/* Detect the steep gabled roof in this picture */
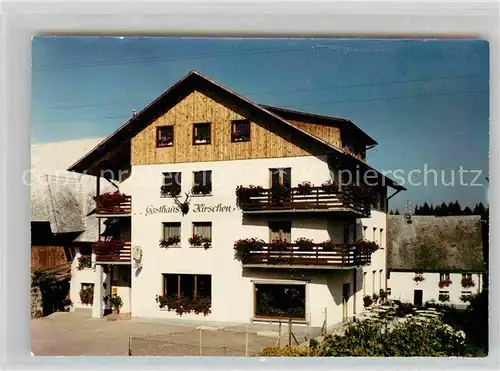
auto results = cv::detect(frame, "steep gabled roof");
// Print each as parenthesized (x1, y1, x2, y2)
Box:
(387, 215, 485, 272)
(260, 104, 377, 146)
(67, 70, 403, 190)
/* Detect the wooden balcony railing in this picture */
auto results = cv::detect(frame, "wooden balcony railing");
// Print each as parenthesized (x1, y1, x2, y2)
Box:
(94, 193, 131, 215)
(93, 240, 131, 263)
(239, 243, 373, 268)
(236, 186, 371, 216)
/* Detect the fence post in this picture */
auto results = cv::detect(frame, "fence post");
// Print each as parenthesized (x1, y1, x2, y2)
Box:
(224, 346, 227, 356)
(276, 320, 282, 347)
(128, 333, 131, 356)
(245, 322, 249, 356)
(199, 327, 203, 356)
(308, 313, 312, 342)
(324, 307, 328, 334)
(288, 319, 292, 346)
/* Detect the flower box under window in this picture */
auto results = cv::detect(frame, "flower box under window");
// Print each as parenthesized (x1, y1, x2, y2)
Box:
(193, 123, 211, 145)
(231, 120, 251, 142)
(157, 126, 174, 147)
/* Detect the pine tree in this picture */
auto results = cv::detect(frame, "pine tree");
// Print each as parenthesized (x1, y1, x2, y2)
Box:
(421, 202, 431, 215)
(440, 202, 449, 216)
(389, 209, 394, 215)
(453, 201, 462, 215)
(394, 209, 400, 215)
(434, 204, 441, 216)
(429, 204, 434, 215)
(473, 202, 486, 216)
(463, 206, 472, 215)
(447, 202, 455, 215)
(414, 205, 419, 216)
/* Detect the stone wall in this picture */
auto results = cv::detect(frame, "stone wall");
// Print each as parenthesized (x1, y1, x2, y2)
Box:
(31, 286, 43, 319)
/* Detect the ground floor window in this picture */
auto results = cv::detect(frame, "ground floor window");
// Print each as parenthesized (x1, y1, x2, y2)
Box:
(163, 273, 211, 300)
(254, 283, 305, 320)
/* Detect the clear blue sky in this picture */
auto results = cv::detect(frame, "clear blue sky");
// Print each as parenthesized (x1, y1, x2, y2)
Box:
(31, 37, 489, 211)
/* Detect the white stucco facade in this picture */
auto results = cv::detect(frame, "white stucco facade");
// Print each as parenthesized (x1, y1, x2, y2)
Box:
(76, 155, 387, 328)
(388, 271, 483, 307)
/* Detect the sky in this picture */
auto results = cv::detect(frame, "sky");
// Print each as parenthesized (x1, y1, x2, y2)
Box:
(31, 37, 489, 211)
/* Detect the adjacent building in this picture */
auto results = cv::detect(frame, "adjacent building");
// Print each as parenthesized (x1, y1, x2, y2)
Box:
(66, 71, 405, 328)
(387, 215, 485, 307)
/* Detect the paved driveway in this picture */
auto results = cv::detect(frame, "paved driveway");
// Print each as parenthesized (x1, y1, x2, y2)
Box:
(31, 311, 321, 356)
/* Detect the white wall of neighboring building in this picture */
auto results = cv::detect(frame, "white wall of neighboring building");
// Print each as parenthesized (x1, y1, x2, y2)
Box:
(388, 272, 483, 306)
(118, 155, 387, 327)
(69, 248, 95, 310)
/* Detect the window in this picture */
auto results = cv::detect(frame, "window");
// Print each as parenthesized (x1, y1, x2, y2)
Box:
(193, 122, 211, 145)
(157, 126, 174, 147)
(462, 273, 472, 280)
(269, 168, 291, 187)
(192, 171, 212, 195)
(362, 226, 367, 239)
(372, 270, 376, 295)
(268, 221, 292, 242)
(438, 290, 450, 302)
(373, 227, 377, 243)
(81, 283, 94, 291)
(162, 274, 212, 301)
(440, 272, 451, 281)
(161, 172, 181, 197)
(387, 288, 391, 296)
(379, 270, 383, 291)
(231, 120, 251, 142)
(254, 283, 306, 319)
(379, 229, 384, 248)
(192, 222, 212, 247)
(162, 222, 181, 247)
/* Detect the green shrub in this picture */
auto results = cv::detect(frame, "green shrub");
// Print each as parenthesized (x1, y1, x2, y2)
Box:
(260, 345, 318, 357)
(363, 295, 373, 307)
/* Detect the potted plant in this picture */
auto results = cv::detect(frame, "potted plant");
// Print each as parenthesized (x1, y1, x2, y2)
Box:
(460, 294, 473, 303)
(295, 237, 315, 251)
(235, 185, 263, 206)
(438, 278, 453, 288)
(109, 294, 123, 314)
(296, 181, 313, 195)
(269, 239, 289, 251)
(354, 240, 380, 254)
(233, 238, 265, 261)
(160, 183, 181, 197)
(321, 239, 336, 251)
(159, 236, 181, 247)
(320, 180, 338, 194)
(461, 276, 475, 288)
(191, 184, 211, 195)
(438, 293, 450, 302)
(413, 274, 425, 283)
(79, 286, 94, 306)
(189, 235, 212, 249)
(77, 255, 92, 270)
(157, 135, 173, 147)
(270, 183, 291, 204)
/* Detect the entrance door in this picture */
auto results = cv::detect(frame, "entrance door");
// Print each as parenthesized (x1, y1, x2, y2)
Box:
(342, 283, 350, 322)
(413, 289, 423, 307)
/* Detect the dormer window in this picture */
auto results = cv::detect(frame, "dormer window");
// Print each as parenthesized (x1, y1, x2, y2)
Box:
(193, 123, 211, 145)
(231, 120, 251, 142)
(157, 126, 174, 147)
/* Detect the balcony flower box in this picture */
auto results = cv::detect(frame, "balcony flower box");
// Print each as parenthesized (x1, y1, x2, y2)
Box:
(295, 237, 314, 251)
(321, 239, 336, 251)
(461, 277, 475, 288)
(189, 234, 211, 249)
(234, 238, 265, 261)
(296, 181, 313, 195)
(438, 293, 450, 302)
(235, 185, 264, 206)
(155, 294, 211, 316)
(93, 239, 126, 253)
(321, 180, 338, 194)
(438, 279, 453, 288)
(93, 192, 128, 209)
(159, 236, 181, 248)
(191, 184, 211, 195)
(160, 184, 181, 197)
(270, 184, 291, 204)
(353, 240, 380, 254)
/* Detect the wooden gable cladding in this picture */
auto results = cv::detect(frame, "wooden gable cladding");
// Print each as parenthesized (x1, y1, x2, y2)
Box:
(286, 119, 342, 149)
(131, 90, 326, 165)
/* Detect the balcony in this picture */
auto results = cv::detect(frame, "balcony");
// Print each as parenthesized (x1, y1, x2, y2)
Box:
(94, 192, 131, 216)
(93, 240, 131, 263)
(235, 239, 377, 269)
(236, 184, 372, 217)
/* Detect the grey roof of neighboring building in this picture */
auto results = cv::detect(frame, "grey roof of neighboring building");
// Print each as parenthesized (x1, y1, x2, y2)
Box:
(387, 215, 485, 272)
(31, 138, 113, 241)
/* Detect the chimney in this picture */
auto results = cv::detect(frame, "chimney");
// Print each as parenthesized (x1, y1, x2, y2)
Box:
(132, 109, 136, 117)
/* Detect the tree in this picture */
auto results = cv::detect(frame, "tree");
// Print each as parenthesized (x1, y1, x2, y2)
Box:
(436, 202, 448, 216)
(421, 202, 431, 215)
(429, 204, 434, 215)
(473, 202, 486, 216)
(433, 204, 441, 216)
(389, 209, 394, 215)
(414, 205, 419, 216)
(463, 206, 472, 215)
(394, 209, 400, 215)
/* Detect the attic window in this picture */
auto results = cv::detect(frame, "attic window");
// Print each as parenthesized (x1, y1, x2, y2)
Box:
(193, 123, 211, 145)
(231, 120, 251, 142)
(157, 126, 173, 148)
